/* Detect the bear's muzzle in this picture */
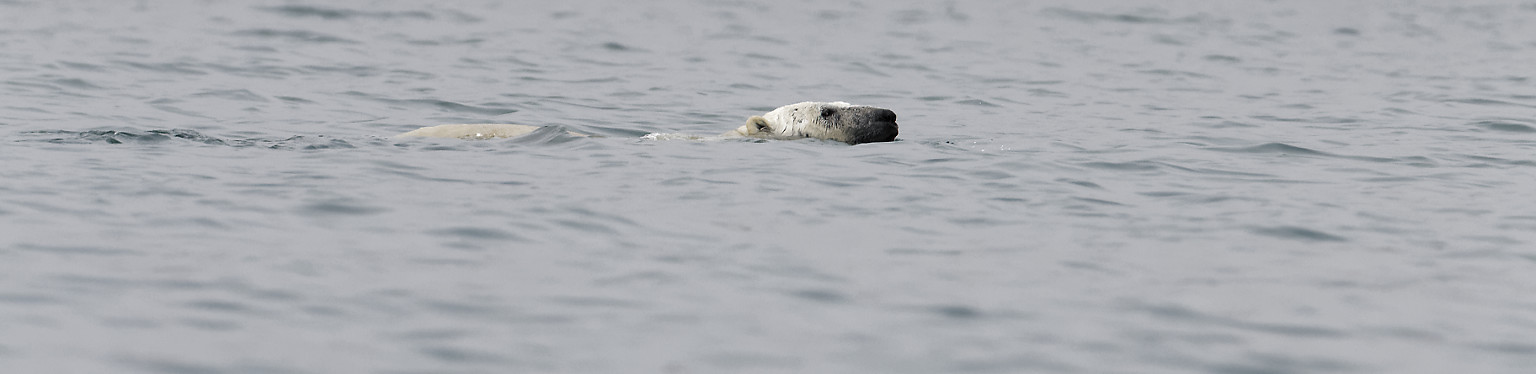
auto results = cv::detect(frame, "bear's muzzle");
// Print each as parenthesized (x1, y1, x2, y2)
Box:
(840, 107, 899, 145)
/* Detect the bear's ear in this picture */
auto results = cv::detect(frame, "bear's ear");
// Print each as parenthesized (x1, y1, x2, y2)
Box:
(746, 116, 771, 134)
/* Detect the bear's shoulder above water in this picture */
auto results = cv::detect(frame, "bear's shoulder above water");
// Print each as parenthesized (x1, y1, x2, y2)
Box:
(397, 101, 899, 145)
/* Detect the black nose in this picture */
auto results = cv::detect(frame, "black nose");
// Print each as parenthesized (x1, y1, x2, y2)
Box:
(849, 119, 899, 144)
(872, 108, 897, 122)
(841, 107, 900, 144)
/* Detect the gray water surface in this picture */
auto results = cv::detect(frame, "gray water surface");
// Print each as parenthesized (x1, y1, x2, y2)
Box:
(4, 1, 1536, 373)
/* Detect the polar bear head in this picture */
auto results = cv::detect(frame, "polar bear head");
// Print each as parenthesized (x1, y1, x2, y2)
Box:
(730, 101, 899, 145)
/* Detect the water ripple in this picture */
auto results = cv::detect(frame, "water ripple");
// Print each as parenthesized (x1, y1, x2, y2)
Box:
(14, 129, 378, 150)
(297, 200, 390, 216)
(342, 91, 517, 116)
(1444, 98, 1536, 108)
(1251, 226, 1349, 242)
(418, 346, 509, 364)
(1472, 120, 1536, 133)
(190, 89, 268, 102)
(1205, 142, 1404, 164)
(114, 61, 207, 75)
(1132, 302, 1349, 338)
(231, 29, 357, 44)
(258, 5, 435, 21)
(1079, 160, 1161, 171)
(16, 243, 139, 256)
(1041, 7, 1223, 24)
(429, 227, 524, 241)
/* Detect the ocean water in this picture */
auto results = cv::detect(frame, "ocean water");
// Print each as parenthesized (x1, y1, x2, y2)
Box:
(3, 0, 1536, 373)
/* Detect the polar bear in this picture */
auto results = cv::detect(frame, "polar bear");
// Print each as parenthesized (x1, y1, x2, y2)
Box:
(397, 101, 899, 145)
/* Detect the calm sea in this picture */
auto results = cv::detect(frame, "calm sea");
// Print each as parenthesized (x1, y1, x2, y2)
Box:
(3, 1, 1535, 373)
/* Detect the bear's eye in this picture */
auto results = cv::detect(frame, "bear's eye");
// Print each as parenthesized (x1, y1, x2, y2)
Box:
(820, 107, 836, 118)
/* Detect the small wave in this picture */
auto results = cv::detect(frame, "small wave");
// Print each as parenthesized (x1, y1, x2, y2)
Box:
(257, 5, 434, 20)
(955, 99, 1000, 107)
(297, 201, 390, 216)
(278, 136, 358, 150)
(199, 62, 296, 79)
(343, 91, 517, 116)
(1129, 301, 1348, 337)
(0, 293, 59, 305)
(1071, 197, 1126, 206)
(927, 305, 984, 319)
(1471, 120, 1536, 133)
(117, 358, 246, 374)
(190, 89, 268, 102)
(1041, 7, 1221, 25)
(1191, 120, 1257, 128)
(1079, 160, 1161, 171)
(1458, 155, 1536, 167)
(16, 243, 140, 256)
(183, 299, 262, 315)
(158, 126, 586, 151)
(1444, 98, 1536, 108)
(17, 129, 363, 150)
(1205, 54, 1241, 63)
(1250, 115, 1361, 124)
(1028, 88, 1067, 97)
(22, 129, 229, 145)
(1210, 142, 1329, 156)
(1138, 191, 1252, 204)
(232, 29, 357, 44)
(429, 227, 524, 241)
(788, 289, 849, 303)
(1205, 142, 1404, 164)
(51, 78, 103, 90)
(293, 66, 372, 79)
(418, 346, 509, 364)
(1251, 226, 1348, 242)
(1140, 69, 1215, 79)
(57, 61, 107, 72)
(113, 61, 207, 75)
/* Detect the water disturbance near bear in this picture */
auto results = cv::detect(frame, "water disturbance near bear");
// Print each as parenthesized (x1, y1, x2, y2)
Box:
(396, 101, 900, 145)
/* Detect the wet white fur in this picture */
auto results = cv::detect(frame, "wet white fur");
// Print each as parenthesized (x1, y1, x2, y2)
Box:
(725, 101, 857, 142)
(397, 101, 860, 142)
(397, 124, 546, 140)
